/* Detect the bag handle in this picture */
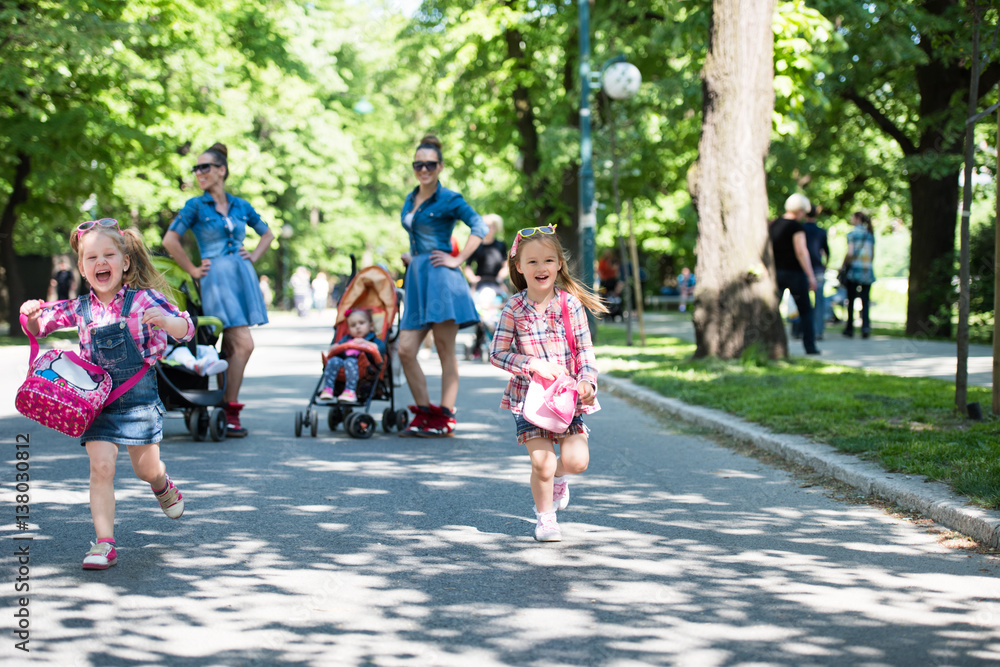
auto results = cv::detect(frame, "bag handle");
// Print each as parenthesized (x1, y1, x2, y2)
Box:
(20, 304, 153, 407)
(559, 291, 578, 375)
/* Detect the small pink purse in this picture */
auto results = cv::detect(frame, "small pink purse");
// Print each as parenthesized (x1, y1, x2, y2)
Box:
(523, 372, 578, 433)
(16, 309, 150, 438)
(521, 292, 579, 433)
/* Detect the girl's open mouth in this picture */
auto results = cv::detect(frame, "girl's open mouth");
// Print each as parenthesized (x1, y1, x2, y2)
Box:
(95, 269, 111, 283)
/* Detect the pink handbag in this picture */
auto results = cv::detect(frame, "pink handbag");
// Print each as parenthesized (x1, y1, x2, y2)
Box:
(15, 310, 150, 438)
(523, 372, 578, 433)
(521, 292, 580, 433)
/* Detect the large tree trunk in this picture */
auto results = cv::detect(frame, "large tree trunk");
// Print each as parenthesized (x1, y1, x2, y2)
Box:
(907, 170, 960, 337)
(0, 151, 31, 336)
(692, 0, 785, 359)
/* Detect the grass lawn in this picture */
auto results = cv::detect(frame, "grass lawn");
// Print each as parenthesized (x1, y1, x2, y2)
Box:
(596, 326, 1000, 508)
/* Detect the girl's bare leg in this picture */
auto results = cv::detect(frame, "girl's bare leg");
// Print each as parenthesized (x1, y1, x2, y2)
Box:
(525, 438, 558, 513)
(85, 441, 119, 540)
(126, 443, 167, 489)
(554, 433, 590, 477)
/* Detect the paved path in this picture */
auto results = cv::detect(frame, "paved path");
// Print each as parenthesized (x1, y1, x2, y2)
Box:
(621, 311, 994, 388)
(1, 312, 998, 665)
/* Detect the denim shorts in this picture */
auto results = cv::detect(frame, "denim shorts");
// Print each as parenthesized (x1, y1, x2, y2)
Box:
(79, 402, 165, 447)
(514, 413, 588, 446)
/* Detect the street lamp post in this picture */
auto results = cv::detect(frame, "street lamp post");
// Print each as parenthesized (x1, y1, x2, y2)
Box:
(578, 0, 597, 337)
(601, 57, 642, 345)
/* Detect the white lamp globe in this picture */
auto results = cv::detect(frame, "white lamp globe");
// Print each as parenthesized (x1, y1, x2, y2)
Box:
(602, 61, 642, 100)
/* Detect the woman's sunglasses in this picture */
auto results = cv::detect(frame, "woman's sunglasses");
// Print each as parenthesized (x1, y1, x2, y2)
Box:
(192, 163, 220, 174)
(76, 218, 121, 239)
(412, 161, 440, 172)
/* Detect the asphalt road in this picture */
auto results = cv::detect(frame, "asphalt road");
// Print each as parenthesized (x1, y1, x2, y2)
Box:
(1, 311, 998, 666)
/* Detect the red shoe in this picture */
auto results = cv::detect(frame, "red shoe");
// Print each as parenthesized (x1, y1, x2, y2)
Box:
(399, 405, 433, 438)
(417, 405, 456, 438)
(224, 402, 248, 438)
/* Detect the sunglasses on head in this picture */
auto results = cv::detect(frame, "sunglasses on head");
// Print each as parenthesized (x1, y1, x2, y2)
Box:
(509, 225, 557, 257)
(76, 218, 121, 239)
(412, 160, 440, 172)
(517, 225, 556, 238)
(192, 163, 220, 174)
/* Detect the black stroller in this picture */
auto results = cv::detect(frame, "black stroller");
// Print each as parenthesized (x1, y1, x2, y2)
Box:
(152, 256, 229, 442)
(294, 263, 406, 439)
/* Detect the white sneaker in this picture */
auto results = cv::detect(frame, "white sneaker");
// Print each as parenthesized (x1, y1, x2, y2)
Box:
(154, 474, 184, 519)
(534, 510, 562, 542)
(82, 541, 117, 570)
(553, 479, 570, 511)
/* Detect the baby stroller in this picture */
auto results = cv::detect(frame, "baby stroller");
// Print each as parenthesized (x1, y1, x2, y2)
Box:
(151, 256, 229, 442)
(295, 263, 406, 439)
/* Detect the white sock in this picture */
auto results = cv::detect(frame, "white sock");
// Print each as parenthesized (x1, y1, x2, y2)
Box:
(535, 508, 556, 517)
(553, 475, 566, 485)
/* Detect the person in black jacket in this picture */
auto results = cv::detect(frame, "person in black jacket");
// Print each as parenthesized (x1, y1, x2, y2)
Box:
(769, 194, 820, 355)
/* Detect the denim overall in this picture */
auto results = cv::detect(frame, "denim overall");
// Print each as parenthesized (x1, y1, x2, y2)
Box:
(78, 289, 164, 446)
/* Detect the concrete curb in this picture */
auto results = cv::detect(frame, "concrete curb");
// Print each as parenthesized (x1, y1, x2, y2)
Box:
(603, 375, 1000, 548)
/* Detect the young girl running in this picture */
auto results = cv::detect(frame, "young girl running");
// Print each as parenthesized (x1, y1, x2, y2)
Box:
(489, 225, 607, 541)
(20, 218, 194, 570)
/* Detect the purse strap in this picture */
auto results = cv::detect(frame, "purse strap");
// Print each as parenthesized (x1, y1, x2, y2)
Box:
(20, 302, 153, 406)
(559, 291, 578, 374)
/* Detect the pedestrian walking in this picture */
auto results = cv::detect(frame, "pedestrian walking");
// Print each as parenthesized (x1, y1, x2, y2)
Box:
(803, 205, 829, 339)
(489, 225, 608, 542)
(397, 134, 488, 437)
(162, 142, 275, 437)
(769, 193, 820, 355)
(842, 211, 876, 338)
(20, 218, 194, 570)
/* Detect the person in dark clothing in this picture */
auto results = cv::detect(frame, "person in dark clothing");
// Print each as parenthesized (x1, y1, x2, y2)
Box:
(802, 205, 830, 340)
(769, 193, 820, 355)
(464, 214, 509, 360)
(52, 258, 76, 300)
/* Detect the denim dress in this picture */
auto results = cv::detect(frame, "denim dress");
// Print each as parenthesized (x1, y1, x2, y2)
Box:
(79, 289, 164, 446)
(400, 183, 488, 330)
(169, 193, 269, 329)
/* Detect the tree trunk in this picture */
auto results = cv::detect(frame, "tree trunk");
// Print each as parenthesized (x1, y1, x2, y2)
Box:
(0, 151, 31, 336)
(692, 0, 784, 359)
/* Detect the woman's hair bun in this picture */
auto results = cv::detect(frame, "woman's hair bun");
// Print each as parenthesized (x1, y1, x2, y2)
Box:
(209, 142, 228, 157)
(419, 135, 442, 150)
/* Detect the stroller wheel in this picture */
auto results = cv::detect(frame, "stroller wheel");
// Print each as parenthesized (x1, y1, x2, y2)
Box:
(382, 407, 395, 433)
(310, 410, 318, 437)
(294, 411, 303, 437)
(189, 408, 208, 442)
(396, 409, 409, 431)
(348, 413, 375, 439)
(209, 408, 227, 441)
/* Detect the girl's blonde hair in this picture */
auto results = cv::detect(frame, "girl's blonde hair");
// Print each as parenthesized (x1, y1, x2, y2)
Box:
(508, 233, 608, 315)
(71, 225, 171, 297)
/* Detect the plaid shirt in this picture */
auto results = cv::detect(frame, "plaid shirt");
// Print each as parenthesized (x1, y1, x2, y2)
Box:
(489, 288, 600, 415)
(35, 287, 195, 363)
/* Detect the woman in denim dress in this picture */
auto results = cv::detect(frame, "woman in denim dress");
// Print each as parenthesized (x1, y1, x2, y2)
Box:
(163, 143, 275, 437)
(397, 135, 488, 437)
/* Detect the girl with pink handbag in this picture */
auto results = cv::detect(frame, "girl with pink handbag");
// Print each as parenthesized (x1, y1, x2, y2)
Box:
(19, 218, 195, 571)
(489, 225, 608, 542)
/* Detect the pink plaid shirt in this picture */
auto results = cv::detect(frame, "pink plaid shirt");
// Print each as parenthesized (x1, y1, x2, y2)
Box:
(35, 287, 195, 363)
(489, 288, 600, 415)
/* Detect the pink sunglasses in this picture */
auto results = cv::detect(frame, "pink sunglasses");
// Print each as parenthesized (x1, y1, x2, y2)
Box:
(76, 218, 122, 239)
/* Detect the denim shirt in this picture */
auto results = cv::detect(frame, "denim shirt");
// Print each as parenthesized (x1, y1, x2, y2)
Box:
(400, 183, 487, 256)
(168, 193, 270, 258)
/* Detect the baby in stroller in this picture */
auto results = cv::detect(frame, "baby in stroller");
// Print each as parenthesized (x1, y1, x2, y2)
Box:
(318, 308, 386, 404)
(295, 263, 406, 439)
